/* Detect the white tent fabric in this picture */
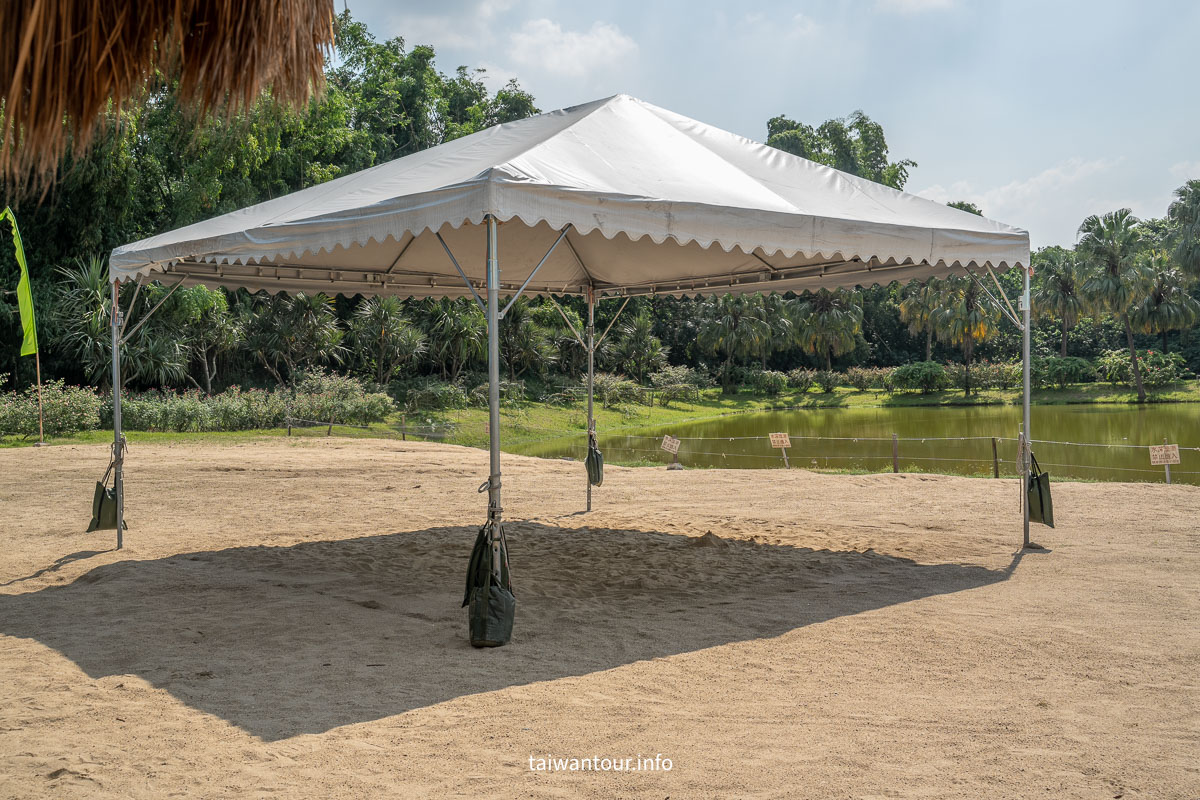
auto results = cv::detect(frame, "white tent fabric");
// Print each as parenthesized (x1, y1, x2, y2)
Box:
(110, 94, 1029, 297)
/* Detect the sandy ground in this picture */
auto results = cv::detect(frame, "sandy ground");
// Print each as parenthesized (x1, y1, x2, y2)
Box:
(0, 437, 1197, 799)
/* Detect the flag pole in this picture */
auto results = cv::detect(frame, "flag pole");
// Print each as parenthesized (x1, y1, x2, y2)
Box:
(34, 349, 44, 444)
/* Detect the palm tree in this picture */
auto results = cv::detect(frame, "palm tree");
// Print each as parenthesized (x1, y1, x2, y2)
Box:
(898, 279, 941, 360)
(1168, 179, 1200, 277)
(1130, 251, 1200, 352)
(1031, 247, 1085, 356)
(237, 292, 345, 385)
(697, 294, 773, 392)
(423, 298, 486, 381)
(498, 297, 556, 380)
(350, 296, 427, 385)
(933, 276, 1000, 396)
(796, 288, 863, 370)
(747, 294, 792, 369)
(53, 255, 113, 385)
(610, 309, 667, 383)
(54, 255, 190, 389)
(1077, 209, 1152, 402)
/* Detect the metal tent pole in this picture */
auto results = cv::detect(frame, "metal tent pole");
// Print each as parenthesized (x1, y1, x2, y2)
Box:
(1022, 265, 1032, 548)
(586, 288, 595, 512)
(485, 215, 502, 572)
(111, 280, 125, 550)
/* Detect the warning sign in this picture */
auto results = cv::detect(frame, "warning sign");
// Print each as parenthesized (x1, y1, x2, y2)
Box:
(660, 435, 681, 454)
(1149, 444, 1180, 465)
(769, 432, 791, 449)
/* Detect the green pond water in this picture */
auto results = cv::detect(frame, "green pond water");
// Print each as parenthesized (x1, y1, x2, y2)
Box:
(508, 403, 1200, 485)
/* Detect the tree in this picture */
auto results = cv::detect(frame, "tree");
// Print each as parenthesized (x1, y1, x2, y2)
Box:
(1168, 179, 1200, 277)
(796, 289, 863, 370)
(1130, 251, 1200, 352)
(899, 279, 942, 360)
(155, 286, 243, 394)
(498, 297, 556, 380)
(697, 294, 772, 392)
(53, 256, 189, 389)
(933, 276, 1000, 396)
(766, 110, 916, 189)
(610, 310, 667, 383)
(1032, 247, 1085, 356)
(237, 292, 345, 385)
(350, 296, 427, 385)
(421, 298, 486, 381)
(1077, 209, 1152, 401)
(947, 200, 983, 216)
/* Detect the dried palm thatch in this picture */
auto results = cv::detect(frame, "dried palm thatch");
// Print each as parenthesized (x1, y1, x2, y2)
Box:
(0, 0, 335, 190)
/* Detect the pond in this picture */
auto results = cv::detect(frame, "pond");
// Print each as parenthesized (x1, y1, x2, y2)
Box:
(508, 403, 1200, 485)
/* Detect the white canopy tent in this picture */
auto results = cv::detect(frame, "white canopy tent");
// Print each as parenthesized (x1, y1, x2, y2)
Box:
(108, 95, 1035, 620)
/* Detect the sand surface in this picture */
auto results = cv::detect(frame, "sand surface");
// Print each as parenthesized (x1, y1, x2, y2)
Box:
(0, 437, 1197, 799)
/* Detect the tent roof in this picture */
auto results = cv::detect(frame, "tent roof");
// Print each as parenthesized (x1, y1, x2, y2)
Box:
(109, 94, 1029, 298)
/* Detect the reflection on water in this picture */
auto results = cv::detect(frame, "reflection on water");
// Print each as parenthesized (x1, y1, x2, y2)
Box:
(509, 403, 1200, 485)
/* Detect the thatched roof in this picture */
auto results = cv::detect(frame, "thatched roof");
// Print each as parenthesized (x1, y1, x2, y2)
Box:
(1, 0, 335, 189)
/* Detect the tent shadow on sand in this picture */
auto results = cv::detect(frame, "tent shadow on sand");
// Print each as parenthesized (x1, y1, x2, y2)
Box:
(0, 524, 1016, 741)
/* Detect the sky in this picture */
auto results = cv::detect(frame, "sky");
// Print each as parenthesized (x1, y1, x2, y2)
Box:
(343, 0, 1199, 249)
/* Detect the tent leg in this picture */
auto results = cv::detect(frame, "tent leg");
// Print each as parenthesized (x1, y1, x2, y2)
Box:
(485, 215, 502, 573)
(111, 280, 125, 550)
(1021, 265, 1031, 548)
(586, 288, 595, 512)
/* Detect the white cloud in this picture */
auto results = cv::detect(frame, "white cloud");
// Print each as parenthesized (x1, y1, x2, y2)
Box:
(789, 13, 819, 37)
(508, 19, 637, 78)
(1169, 160, 1200, 182)
(875, 0, 956, 12)
(916, 157, 1128, 247)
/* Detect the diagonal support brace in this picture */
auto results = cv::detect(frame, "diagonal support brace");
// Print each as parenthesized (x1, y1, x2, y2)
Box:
(120, 276, 185, 346)
(435, 231, 487, 313)
(500, 225, 571, 318)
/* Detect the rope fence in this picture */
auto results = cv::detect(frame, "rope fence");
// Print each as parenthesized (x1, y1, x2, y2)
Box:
(478, 427, 1199, 484)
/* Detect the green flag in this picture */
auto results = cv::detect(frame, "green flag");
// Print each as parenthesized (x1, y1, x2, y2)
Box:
(2, 206, 38, 356)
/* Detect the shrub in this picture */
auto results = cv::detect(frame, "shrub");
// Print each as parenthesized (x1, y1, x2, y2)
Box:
(656, 383, 700, 408)
(892, 361, 947, 394)
(1096, 349, 1189, 389)
(988, 361, 1024, 390)
(97, 372, 394, 431)
(401, 378, 469, 411)
(649, 365, 711, 389)
(0, 379, 103, 438)
(814, 370, 839, 393)
(846, 366, 892, 392)
(845, 367, 872, 391)
(1034, 356, 1097, 389)
(591, 372, 642, 408)
(747, 369, 788, 396)
(290, 370, 394, 424)
(467, 379, 526, 407)
(786, 368, 815, 393)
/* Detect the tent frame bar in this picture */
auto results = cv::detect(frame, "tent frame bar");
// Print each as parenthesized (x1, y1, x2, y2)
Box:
(120, 276, 185, 346)
(118, 279, 143, 339)
(957, 264, 1033, 545)
(499, 225, 571, 318)
(595, 297, 631, 348)
(435, 231, 486, 313)
(986, 264, 1022, 325)
(547, 295, 585, 347)
(964, 266, 1022, 329)
(110, 280, 125, 549)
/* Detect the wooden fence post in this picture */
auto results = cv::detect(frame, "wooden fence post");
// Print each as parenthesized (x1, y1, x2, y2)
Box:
(1164, 438, 1172, 485)
(892, 433, 899, 473)
(991, 437, 1000, 478)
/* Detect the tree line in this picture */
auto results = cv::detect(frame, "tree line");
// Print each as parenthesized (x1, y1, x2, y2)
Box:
(3, 13, 1199, 405)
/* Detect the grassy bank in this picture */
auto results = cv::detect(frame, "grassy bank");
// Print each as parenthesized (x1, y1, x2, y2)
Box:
(427, 381, 1200, 450)
(6, 381, 1198, 452)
